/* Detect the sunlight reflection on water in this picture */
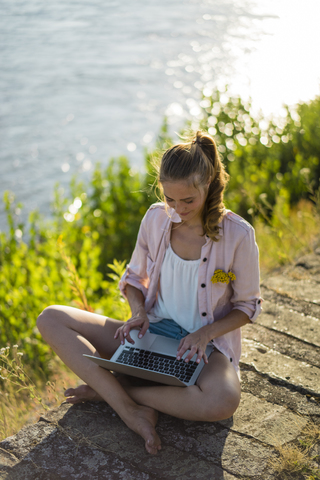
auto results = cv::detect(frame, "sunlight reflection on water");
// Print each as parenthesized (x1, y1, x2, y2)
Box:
(1, 0, 319, 229)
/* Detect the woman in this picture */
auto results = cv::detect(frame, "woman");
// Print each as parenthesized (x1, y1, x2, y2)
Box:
(37, 131, 262, 455)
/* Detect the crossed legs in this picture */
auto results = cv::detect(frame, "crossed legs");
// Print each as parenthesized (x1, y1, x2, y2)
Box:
(37, 306, 241, 454)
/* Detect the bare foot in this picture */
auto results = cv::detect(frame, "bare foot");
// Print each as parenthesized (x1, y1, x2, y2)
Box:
(124, 405, 161, 455)
(64, 375, 133, 404)
(64, 385, 103, 404)
(65, 384, 162, 454)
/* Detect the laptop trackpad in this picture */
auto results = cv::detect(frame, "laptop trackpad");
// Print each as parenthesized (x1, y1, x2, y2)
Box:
(151, 335, 178, 356)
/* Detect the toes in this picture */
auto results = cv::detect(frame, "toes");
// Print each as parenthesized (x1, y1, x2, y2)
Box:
(145, 437, 161, 455)
(148, 445, 161, 455)
(65, 397, 80, 404)
(64, 388, 75, 397)
(63, 385, 102, 404)
(146, 444, 158, 455)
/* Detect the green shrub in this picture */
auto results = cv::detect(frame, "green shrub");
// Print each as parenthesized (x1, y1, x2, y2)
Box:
(1, 91, 319, 376)
(198, 89, 320, 219)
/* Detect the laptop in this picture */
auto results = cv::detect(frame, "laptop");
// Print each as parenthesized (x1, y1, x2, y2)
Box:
(84, 329, 213, 387)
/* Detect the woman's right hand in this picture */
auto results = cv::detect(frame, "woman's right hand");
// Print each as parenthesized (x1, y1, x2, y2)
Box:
(114, 306, 150, 345)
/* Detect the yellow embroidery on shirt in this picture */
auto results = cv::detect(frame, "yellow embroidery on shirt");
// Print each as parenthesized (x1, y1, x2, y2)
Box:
(211, 269, 236, 285)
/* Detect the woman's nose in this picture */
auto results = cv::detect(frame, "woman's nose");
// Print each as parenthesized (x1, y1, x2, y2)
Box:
(175, 203, 184, 214)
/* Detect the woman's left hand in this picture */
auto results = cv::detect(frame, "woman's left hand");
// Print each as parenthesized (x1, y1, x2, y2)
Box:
(176, 326, 212, 364)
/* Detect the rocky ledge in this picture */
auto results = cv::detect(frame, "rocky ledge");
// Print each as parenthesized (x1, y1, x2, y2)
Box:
(1, 249, 320, 479)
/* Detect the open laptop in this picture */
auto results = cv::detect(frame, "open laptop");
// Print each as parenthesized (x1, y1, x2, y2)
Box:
(84, 329, 213, 387)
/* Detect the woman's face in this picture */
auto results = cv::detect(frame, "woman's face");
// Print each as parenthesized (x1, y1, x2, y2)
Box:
(161, 179, 207, 224)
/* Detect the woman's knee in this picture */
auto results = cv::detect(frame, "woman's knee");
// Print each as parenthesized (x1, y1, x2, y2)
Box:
(203, 387, 241, 422)
(217, 388, 241, 420)
(37, 305, 65, 335)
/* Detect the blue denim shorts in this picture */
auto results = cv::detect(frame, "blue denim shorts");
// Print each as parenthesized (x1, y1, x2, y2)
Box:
(148, 318, 190, 340)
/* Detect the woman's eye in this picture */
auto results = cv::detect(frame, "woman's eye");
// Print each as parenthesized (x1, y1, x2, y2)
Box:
(165, 198, 193, 204)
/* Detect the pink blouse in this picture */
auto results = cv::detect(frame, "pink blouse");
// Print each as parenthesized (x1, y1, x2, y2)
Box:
(119, 203, 262, 376)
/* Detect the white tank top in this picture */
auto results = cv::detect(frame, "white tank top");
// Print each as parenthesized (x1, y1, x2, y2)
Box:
(147, 243, 203, 333)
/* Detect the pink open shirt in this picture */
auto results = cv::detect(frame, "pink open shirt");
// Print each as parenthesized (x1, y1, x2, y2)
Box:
(119, 203, 262, 377)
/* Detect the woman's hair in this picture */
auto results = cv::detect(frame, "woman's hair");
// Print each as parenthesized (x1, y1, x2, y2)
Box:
(158, 130, 229, 242)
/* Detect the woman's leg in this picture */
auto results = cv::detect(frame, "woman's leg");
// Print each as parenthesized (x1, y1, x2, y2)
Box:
(121, 350, 241, 421)
(36, 306, 161, 454)
(68, 349, 241, 422)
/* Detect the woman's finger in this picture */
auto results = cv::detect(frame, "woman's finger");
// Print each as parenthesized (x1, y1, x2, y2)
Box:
(115, 324, 130, 344)
(120, 318, 140, 338)
(121, 327, 128, 345)
(138, 321, 149, 338)
(177, 337, 185, 351)
(195, 348, 205, 364)
(124, 330, 135, 344)
(184, 345, 197, 363)
(122, 324, 130, 337)
(123, 322, 138, 344)
(114, 323, 128, 340)
(176, 341, 189, 360)
(117, 328, 124, 344)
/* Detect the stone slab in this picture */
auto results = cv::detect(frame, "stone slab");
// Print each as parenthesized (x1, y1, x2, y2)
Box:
(0, 422, 56, 461)
(257, 300, 320, 346)
(243, 322, 320, 369)
(262, 275, 320, 304)
(156, 413, 276, 479)
(241, 369, 320, 419)
(241, 338, 320, 394)
(219, 392, 307, 446)
(260, 285, 320, 319)
(0, 403, 241, 480)
(0, 448, 18, 469)
(294, 252, 320, 273)
(0, 440, 154, 480)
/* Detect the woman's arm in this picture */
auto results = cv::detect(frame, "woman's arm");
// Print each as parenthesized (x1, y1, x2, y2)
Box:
(114, 284, 150, 345)
(118, 209, 150, 300)
(176, 309, 250, 364)
(126, 284, 146, 316)
(203, 309, 250, 340)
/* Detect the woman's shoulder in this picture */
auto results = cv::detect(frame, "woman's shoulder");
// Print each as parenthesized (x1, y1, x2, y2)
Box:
(141, 202, 172, 228)
(145, 202, 179, 220)
(147, 202, 166, 213)
(144, 202, 166, 220)
(222, 209, 255, 236)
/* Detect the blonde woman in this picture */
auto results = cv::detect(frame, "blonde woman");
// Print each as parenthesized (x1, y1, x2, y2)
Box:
(37, 131, 262, 455)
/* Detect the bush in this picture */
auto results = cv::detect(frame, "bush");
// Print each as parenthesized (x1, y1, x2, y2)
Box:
(198, 89, 320, 219)
(1, 90, 319, 375)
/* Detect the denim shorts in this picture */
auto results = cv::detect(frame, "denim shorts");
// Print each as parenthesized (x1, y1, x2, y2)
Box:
(148, 318, 190, 340)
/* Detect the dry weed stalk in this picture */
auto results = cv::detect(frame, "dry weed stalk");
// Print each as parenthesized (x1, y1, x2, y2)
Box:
(0, 346, 50, 439)
(57, 235, 94, 312)
(244, 189, 311, 255)
(271, 443, 310, 477)
(0, 346, 48, 410)
(268, 421, 320, 480)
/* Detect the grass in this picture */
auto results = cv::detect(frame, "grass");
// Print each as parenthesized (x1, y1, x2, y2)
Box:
(269, 423, 320, 480)
(0, 346, 79, 442)
(0, 241, 94, 442)
(253, 199, 320, 278)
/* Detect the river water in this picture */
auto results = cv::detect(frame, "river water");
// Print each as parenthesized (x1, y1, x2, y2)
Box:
(1, 0, 319, 232)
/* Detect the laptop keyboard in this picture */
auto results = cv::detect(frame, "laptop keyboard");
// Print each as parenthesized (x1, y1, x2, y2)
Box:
(116, 347, 198, 383)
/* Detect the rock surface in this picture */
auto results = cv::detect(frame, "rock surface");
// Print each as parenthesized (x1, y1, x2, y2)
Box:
(1, 250, 320, 479)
